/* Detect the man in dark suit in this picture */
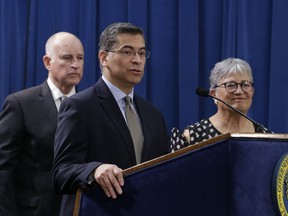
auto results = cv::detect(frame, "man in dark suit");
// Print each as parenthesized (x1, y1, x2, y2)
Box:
(52, 22, 170, 215)
(0, 32, 84, 216)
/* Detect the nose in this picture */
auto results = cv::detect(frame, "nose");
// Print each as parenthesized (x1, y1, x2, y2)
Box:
(71, 58, 81, 68)
(131, 52, 143, 63)
(234, 84, 244, 93)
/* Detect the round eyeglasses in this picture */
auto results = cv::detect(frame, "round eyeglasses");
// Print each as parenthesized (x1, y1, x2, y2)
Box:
(214, 81, 254, 93)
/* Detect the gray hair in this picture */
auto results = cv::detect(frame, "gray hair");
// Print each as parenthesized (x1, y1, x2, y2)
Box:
(209, 58, 253, 90)
(98, 22, 144, 51)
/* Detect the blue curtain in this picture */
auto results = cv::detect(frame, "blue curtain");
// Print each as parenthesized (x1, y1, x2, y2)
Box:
(1, 0, 288, 133)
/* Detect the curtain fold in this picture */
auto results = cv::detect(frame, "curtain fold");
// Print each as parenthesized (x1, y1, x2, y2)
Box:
(1, 0, 287, 133)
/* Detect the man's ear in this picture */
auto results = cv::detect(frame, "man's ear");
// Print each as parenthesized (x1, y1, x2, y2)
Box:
(43, 55, 51, 70)
(98, 50, 108, 67)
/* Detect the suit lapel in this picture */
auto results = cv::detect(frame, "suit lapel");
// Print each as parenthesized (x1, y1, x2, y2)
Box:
(95, 78, 137, 164)
(38, 81, 58, 128)
(134, 96, 155, 162)
(133, 97, 146, 151)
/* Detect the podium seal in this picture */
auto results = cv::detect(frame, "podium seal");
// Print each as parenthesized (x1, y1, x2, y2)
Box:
(272, 153, 288, 216)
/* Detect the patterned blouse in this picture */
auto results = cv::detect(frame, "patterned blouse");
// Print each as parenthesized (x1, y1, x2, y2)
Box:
(170, 118, 272, 152)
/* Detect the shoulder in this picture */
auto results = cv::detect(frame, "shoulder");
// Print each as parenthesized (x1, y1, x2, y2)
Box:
(0, 84, 47, 118)
(9, 85, 42, 98)
(71, 85, 96, 100)
(60, 83, 111, 115)
(253, 122, 273, 133)
(3, 83, 45, 106)
(186, 119, 212, 130)
(186, 118, 221, 144)
(170, 127, 189, 152)
(72, 78, 110, 102)
(134, 95, 162, 114)
(60, 86, 96, 112)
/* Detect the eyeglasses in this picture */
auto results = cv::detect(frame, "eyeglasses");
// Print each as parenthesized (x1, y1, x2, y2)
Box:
(214, 81, 254, 93)
(106, 49, 150, 59)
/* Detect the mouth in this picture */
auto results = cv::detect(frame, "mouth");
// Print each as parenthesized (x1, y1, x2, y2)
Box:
(130, 69, 142, 74)
(233, 98, 246, 102)
(69, 72, 80, 76)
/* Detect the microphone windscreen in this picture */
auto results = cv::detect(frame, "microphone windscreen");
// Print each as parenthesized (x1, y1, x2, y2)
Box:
(196, 88, 210, 97)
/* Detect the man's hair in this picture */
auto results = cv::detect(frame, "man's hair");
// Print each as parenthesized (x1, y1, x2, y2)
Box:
(45, 32, 82, 59)
(99, 22, 144, 51)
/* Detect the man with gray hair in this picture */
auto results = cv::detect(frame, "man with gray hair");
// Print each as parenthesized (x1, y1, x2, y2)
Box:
(0, 32, 84, 216)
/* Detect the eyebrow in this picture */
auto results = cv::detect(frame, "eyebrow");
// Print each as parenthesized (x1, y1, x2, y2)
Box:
(120, 45, 146, 50)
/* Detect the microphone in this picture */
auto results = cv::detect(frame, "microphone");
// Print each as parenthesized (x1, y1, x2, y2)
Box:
(195, 87, 264, 132)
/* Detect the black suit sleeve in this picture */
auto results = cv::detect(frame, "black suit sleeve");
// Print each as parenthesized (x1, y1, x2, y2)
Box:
(0, 95, 25, 215)
(52, 98, 101, 194)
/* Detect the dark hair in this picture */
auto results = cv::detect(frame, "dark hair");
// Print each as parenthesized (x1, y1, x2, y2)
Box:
(98, 22, 144, 51)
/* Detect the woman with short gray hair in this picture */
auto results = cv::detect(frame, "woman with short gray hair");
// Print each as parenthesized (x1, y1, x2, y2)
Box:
(170, 58, 271, 152)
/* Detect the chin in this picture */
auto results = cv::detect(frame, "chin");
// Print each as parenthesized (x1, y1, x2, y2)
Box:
(131, 76, 143, 83)
(70, 79, 81, 86)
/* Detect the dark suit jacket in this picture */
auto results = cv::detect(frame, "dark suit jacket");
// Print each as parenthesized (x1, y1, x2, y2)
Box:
(52, 77, 170, 215)
(0, 81, 62, 216)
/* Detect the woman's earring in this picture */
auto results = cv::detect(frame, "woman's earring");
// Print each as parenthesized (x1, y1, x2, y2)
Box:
(213, 99, 218, 105)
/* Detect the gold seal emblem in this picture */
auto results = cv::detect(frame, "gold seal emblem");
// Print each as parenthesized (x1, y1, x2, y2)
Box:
(273, 154, 288, 215)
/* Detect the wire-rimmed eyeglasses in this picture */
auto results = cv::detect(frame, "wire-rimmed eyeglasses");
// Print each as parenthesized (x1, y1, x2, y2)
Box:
(214, 81, 254, 93)
(105, 49, 150, 59)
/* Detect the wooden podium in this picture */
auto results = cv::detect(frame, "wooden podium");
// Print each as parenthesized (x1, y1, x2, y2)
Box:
(73, 133, 288, 216)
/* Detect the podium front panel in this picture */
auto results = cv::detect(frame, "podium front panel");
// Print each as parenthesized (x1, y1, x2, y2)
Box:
(77, 140, 231, 216)
(230, 138, 288, 215)
(74, 135, 288, 216)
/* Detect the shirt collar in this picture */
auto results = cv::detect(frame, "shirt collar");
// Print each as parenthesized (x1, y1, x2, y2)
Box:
(102, 75, 134, 102)
(47, 77, 76, 100)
